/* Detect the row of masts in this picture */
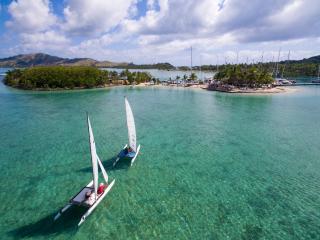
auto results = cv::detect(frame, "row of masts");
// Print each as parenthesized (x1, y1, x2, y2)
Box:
(190, 47, 292, 67)
(188, 46, 320, 80)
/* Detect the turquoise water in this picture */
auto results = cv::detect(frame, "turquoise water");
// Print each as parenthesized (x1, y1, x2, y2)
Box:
(0, 70, 320, 239)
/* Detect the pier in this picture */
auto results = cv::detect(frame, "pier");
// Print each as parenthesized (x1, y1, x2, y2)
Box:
(275, 83, 320, 87)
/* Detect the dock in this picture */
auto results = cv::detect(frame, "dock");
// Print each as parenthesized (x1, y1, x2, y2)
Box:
(275, 83, 320, 87)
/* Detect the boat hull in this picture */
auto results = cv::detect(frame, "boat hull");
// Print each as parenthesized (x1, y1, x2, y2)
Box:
(78, 179, 115, 226)
(114, 144, 141, 167)
(54, 179, 115, 225)
(130, 144, 141, 166)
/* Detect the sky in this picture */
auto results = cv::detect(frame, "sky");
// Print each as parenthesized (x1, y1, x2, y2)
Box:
(0, 0, 319, 65)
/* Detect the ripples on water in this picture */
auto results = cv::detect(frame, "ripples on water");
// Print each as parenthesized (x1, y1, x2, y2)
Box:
(0, 69, 320, 239)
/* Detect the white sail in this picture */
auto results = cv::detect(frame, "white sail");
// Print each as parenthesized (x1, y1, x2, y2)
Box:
(54, 114, 115, 225)
(125, 97, 137, 152)
(97, 155, 108, 183)
(87, 115, 99, 200)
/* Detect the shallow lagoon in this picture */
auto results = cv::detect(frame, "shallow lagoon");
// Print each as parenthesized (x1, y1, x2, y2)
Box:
(0, 71, 320, 239)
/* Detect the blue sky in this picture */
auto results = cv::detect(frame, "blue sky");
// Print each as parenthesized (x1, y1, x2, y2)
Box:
(0, 0, 319, 65)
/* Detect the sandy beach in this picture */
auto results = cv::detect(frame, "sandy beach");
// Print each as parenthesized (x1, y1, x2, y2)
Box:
(137, 83, 297, 94)
(226, 86, 298, 94)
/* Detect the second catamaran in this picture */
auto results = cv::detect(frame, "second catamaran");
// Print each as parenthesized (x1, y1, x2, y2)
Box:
(114, 97, 141, 167)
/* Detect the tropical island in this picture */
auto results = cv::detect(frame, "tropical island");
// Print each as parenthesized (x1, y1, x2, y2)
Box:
(4, 66, 152, 90)
(207, 66, 287, 93)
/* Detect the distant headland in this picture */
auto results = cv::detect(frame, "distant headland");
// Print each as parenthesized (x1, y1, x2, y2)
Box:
(0, 53, 175, 70)
(0, 53, 320, 76)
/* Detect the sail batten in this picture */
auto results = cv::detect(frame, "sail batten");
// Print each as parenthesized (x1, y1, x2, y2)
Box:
(87, 116, 99, 200)
(125, 97, 137, 152)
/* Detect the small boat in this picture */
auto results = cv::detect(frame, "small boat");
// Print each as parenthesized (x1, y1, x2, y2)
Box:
(54, 114, 115, 226)
(113, 97, 141, 167)
(276, 78, 293, 85)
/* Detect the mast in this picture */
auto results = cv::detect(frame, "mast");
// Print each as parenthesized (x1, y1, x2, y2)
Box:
(276, 48, 281, 78)
(281, 50, 290, 78)
(259, 51, 264, 70)
(271, 55, 276, 77)
(236, 51, 239, 65)
(200, 54, 202, 82)
(224, 56, 228, 70)
(87, 114, 99, 200)
(190, 46, 193, 76)
(246, 56, 249, 70)
(216, 54, 219, 72)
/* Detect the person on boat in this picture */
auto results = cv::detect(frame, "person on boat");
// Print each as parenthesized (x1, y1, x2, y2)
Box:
(128, 147, 133, 152)
(97, 183, 106, 195)
(84, 190, 94, 205)
(85, 190, 92, 199)
(123, 147, 129, 155)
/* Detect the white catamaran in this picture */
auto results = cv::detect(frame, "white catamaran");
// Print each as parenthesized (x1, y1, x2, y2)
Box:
(113, 97, 141, 167)
(54, 114, 115, 226)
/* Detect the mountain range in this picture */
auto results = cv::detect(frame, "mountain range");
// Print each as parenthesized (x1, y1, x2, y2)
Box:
(0, 52, 319, 69)
(0, 53, 175, 70)
(0, 53, 129, 68)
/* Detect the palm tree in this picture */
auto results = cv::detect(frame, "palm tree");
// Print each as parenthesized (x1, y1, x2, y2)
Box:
(183, 74, 187, 80)
(175, 75, 180, 85)
(190, 72, 197, 81)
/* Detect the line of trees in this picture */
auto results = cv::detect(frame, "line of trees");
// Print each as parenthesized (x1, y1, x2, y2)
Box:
(4, 66, 152, 89)
(119, 69, 152, 84)
(125, 62, 175, 70)
(189, 62, 319, 77)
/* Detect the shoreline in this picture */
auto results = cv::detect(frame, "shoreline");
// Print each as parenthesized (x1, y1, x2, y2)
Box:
(207, 86, 298, 94)
(136, 83, 297, 94)
(4, 82, 297, 94)
(3, 83, 120, 91)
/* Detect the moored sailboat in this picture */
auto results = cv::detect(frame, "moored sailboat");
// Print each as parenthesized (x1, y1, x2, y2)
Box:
(113, 97, 141, 167)
(312, 65, 320, 83)
(54, 114, 115, 226)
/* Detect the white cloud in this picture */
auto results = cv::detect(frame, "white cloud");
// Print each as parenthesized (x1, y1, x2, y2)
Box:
(123, 0, 320, 43)
(6, 0, 57, 33)
(68, 35, 114, 56)
(2, 0, 320, 65)
(62, 0, 135, 36)
(19, 31, 70, 52)
(122, 0, 224, 37)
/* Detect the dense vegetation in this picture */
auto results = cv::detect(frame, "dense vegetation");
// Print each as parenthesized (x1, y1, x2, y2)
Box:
(214, 66, 274, 87)
(274, 62, 319, 77)
(125, 62, 175, 70)
(4, 66, 152, 90)
(192, 62, 319, 77)
(119, 69, 152, 84)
